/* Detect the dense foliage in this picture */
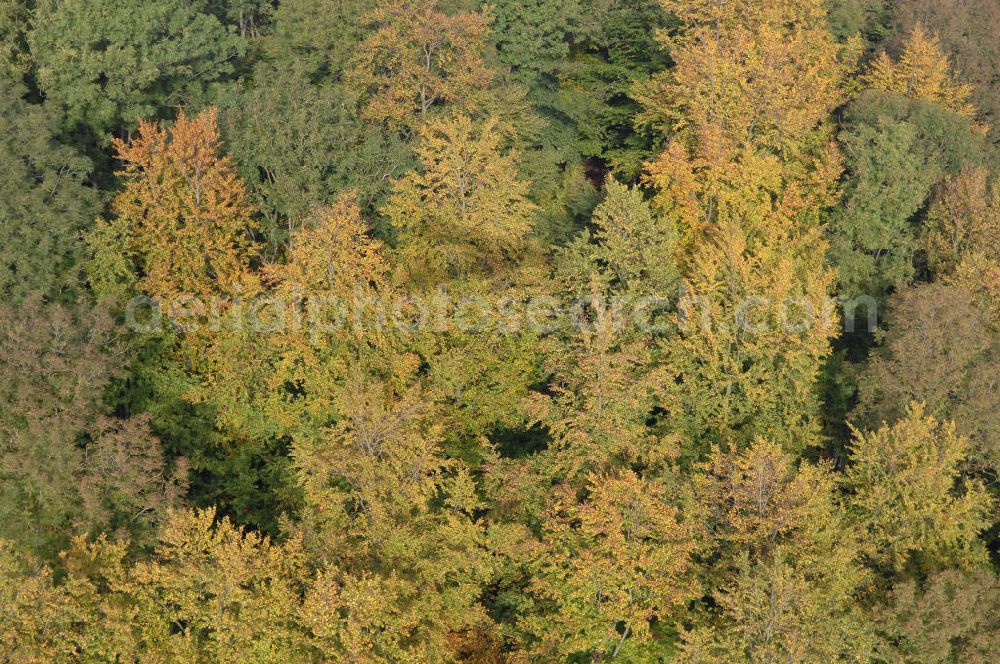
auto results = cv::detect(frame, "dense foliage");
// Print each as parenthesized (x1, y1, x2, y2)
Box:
(2, 0, 999, 661)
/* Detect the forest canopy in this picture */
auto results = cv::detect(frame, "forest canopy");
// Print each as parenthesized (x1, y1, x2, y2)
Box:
(1, 0, 999, 661)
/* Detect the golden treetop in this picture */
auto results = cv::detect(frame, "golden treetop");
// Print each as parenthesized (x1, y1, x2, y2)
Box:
(865, 24, 975, 116)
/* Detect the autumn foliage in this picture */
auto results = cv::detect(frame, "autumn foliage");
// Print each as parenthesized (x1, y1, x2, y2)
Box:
(108, 108, 260, 302)
(2, 0, 1000, 661)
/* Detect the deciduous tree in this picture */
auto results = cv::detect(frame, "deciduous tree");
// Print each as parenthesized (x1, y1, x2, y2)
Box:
(679, 440, 875, 662)
(521, 470, 698, 660)
(865, 23, 975, 117)
(892, 0, 1000, 138)
(875, 568, 1000, 663)
(640, 0, 852, 453)
(346, 0, 494, 133)
(0, 298, 185, 560)
(845, 404, 993, 573)
(294, 375, 493, 662)
(385, 114, 537, 283)
(98, 108, 260, 303)
(855, 282, 1000, 473)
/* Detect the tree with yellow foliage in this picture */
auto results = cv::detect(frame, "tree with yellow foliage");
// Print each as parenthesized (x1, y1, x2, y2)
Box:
(532, 298, 662, 483)
(865, 24, 976, 116)
(385, 114, 537, 284)
(347, 0, 495, 133)
(520, 470, 698, 661)
(518, 181, 682, 483)
(294, 374, 493, 662)
(641, 0, 850, 452)
(119, 508, 310, 662)
(184, 194, 400, 436)
(0, 509, 311, 662)
(640, 0, 858, 165)
(380, 113, 544, 455)
(679, 439, 875, 662)
(845, 404, 994, 573)
(269, 196, 389, 297)
(0, 538, 69, 660)
(175, 195, 410, 541)
(484, 186, 689, 659)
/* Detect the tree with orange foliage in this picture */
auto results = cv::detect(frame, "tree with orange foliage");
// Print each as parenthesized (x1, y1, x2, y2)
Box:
(96, 108, 260, 304)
